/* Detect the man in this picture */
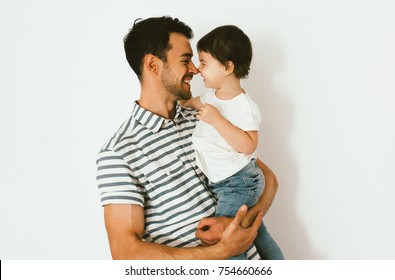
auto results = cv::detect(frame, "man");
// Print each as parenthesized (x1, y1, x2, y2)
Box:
(96, 16, 281, 259)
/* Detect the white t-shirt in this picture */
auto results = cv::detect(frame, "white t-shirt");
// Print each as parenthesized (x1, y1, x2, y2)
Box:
(192, 89, 261, 183)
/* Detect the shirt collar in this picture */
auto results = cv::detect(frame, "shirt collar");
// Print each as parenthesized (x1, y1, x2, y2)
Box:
(132, 101, 193, 133)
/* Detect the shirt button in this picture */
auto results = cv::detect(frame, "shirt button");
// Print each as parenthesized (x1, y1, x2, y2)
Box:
(165, 170, 171, 176)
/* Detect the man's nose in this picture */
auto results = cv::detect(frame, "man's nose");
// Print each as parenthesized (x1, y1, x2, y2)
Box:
(189, 61, 199, 75)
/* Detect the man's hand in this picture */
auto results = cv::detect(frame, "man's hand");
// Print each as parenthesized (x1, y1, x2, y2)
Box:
(216, 205, 263, 257)
(241, 207, 261, 228)
(196, 206, 263, 252)
(196, 216, 232, 245)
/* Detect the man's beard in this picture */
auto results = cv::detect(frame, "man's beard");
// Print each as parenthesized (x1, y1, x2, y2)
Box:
(161, 66, 192, 100)
(163, 82, 191, 100)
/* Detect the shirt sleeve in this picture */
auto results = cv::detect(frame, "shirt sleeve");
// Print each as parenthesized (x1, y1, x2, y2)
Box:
(96, 148, 146, 207)
(236, 99, 262, 132)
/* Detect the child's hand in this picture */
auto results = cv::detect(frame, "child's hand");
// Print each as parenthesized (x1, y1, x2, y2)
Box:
(196, 104, 224, 125)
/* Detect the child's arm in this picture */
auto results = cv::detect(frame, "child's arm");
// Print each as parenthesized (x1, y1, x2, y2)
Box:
(178, 96, 204, 110)
(197, 104, 258, 155)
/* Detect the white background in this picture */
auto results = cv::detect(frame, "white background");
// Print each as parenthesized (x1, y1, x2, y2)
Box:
(1, 0, 394, 259)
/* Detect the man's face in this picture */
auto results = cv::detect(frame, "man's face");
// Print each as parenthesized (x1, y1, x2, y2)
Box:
(160, 33, 198, 100)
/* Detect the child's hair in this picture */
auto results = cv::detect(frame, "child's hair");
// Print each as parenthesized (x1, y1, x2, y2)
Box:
(197, 25, 252, 79)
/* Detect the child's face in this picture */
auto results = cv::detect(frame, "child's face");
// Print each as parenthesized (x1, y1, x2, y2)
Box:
(198, 51, 227, 89)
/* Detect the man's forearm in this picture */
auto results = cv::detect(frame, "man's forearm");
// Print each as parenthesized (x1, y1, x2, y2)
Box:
(106, 204, 259, 260)
(106, 204, 229, 260)
(111, 236, 229, 260)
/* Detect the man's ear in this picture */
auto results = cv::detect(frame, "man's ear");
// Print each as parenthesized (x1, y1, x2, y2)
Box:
(224, 61, 235, 76)
(144, 54, 161, 74)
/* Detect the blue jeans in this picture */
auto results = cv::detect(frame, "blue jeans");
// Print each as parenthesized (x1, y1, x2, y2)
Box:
(209, 159, 284, 260)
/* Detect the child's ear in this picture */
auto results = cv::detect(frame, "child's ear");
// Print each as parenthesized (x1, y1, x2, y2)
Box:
(224, 61, 235, 75)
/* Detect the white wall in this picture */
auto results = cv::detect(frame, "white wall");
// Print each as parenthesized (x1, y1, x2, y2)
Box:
(1, 0, 394, 259)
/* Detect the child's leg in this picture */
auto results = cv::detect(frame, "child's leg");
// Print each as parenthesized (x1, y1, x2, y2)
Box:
(211, 179, 250, 260)
(212, 160, 265, 217)
(212, 175, 262, 217)
(210, 160, 265, 260)
(254, 222, 285, 260)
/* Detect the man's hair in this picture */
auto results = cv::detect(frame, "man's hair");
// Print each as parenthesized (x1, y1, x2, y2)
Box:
(123, 16, 193, 80)
(197, 25, 252, 79)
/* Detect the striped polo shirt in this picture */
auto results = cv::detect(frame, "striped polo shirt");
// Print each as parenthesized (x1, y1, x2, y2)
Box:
(97, 102, 259, 258)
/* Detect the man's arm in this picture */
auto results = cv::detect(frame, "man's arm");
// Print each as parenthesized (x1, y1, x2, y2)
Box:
(196, 159, 278, 243)
(104, 203, 262, 259)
